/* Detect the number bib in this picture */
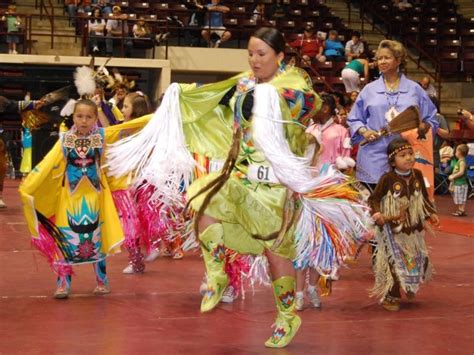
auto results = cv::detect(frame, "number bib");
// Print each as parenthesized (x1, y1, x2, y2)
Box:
(247, 164, 280, 184)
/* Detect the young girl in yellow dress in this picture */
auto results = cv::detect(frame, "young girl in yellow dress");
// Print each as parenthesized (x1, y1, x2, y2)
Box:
(19, 99, 146, 298)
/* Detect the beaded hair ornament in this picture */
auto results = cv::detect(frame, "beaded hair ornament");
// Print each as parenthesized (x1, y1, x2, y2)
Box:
(388, 144, 412, 160)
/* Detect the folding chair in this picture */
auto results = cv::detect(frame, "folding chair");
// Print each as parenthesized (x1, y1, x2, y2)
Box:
(465, 155, 474, 198)
(434, 164, 450, 195)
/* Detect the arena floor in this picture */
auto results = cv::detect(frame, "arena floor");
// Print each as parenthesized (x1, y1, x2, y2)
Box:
(1, 179, 473, 355)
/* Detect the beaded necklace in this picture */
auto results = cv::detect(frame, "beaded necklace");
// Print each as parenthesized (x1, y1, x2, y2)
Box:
(394, 168, 412, 177)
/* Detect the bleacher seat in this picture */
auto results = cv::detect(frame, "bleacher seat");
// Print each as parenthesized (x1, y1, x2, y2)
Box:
(462, 52, 474, 74)
(439, 52, 460, 74)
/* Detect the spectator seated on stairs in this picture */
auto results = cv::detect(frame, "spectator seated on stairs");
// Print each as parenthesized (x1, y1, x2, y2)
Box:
(88, 6, 106, 55)
(345, 31, 365, 62)
(94, 0, 112, 17)
(201, 0, 231, 48)
(105, 5, 132, 57)
(393, 0, 413, 11)
(287, 25, 326, 66)
(419, 76, 437, 99)
(66, 0, 92, 26)
(183, 0, 207, 47)
(324, 30, 345, 62)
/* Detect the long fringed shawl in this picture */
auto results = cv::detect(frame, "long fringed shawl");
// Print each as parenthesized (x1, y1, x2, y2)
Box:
(252, 84, 372, 273)
(106, 83, 196, 206)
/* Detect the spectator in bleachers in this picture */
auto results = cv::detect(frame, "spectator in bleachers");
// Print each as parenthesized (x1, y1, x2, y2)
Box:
(393, 0, 413, 11)
(201, 0, 231, 48)
(287, 25, 326, 65)
(88, 7, 106, 55)
(323, 30, 345, 62)
(94, 0, 112, 17)
(345, 31, 365, 62)
(184, 0, 206, 46)
(105, 5, 132, 57)
(4, 4, 21, 54)
(252, 4, 266, 23)
(66, 0, 92, 26)
(269, 0, 288, 19)
(419, 76, 437, 98)
(132, 16, 151, 39)
(341, 58, 370, 93)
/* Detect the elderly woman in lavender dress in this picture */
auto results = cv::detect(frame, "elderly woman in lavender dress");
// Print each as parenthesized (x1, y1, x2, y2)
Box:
(348, 40, 438, 258)
(348, 40, 438, 191)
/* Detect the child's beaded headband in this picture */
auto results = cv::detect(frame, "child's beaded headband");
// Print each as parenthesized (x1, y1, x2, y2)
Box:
(388, 144, 412, 159)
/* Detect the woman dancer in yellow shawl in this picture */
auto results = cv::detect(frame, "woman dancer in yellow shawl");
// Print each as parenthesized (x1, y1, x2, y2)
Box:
(107, 28, 371, 348)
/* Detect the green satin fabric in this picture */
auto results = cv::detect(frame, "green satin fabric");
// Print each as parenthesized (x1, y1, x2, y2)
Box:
(185, 67, 320, 258)
(180, 74, 244, 160)
(188, 173, 296, 257)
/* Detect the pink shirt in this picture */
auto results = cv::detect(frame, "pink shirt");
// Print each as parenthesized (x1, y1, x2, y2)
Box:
(306, 118, 353, 170)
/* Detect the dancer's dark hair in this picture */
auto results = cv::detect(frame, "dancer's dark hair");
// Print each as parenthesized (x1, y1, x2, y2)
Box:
(252, 27, 285, 54)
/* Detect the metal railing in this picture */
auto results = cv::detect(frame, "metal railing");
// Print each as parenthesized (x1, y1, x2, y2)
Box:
(356, 0, 442, 100)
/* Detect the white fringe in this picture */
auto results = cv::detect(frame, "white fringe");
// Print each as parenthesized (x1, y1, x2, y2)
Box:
(105, 83, 196, 205)
(252, 84, 371, 271)
(246, 255, 271, 287)
(252, 84, 335, 193)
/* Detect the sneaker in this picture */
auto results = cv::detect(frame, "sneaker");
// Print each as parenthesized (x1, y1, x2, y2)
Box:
(161, 32, 170, 41)
(155, 33, 163, 43)
(144, 248, 160, 262)
(8, 49, 12, 54)
(93, 284, 111, 295)
(12, 50, 18, 54)
(92, 46, 99, 53)
(54, 285, 70, 299)
(307, 287, 321, 308)
(295, 294, 304, 311)
(122, 264, 135, 274)
(221, 285, 237, 303)
(0, 199, 6, 208)
(214, 40, 221, 48)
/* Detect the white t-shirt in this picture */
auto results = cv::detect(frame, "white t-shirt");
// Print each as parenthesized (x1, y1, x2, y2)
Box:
(89, 19, 106, 36)
(345, 40, 364, 56)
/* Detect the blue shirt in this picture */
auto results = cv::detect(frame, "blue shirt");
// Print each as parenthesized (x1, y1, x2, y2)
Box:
(324, 39, 344, 57)
(348, 74, 438, 184)
(206, 3, 224, 27)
